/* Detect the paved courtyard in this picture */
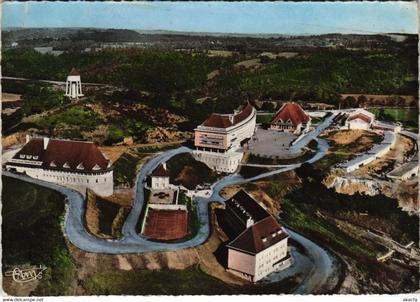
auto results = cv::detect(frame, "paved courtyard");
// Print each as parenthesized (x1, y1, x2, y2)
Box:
(246, 128, 297, 158)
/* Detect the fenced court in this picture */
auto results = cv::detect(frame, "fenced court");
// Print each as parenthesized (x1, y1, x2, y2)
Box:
(142, 208, 188, 241)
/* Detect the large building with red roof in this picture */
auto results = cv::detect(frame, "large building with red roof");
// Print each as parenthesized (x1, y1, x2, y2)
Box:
(270, 102, 311, 135)
(5, 136, 113, 196)
(193, 103, 256, 172)
(223, 190, 291, 282)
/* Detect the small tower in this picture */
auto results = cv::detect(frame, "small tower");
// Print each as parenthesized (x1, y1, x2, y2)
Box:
(65, 68, 84, 99)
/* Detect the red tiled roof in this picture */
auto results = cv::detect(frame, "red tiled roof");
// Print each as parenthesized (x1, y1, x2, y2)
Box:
(227, 216, 288, 254)
(10, 138, 110, 172)
(202, 103, 254, 128)
(347, 113, 372, 123)
(271, 103, 310, 125)
(151, 164, 169, 177)
(69, 67, 80, 76)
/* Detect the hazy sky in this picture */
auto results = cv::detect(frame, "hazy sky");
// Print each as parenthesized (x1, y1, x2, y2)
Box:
(2, 1, 418, 35)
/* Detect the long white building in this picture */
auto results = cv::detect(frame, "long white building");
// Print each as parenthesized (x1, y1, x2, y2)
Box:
(193, 103, 256, 173)
(5, 136, 113, 196)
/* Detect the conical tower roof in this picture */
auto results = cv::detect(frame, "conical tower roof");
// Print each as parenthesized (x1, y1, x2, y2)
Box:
(69, 67, 80, 76)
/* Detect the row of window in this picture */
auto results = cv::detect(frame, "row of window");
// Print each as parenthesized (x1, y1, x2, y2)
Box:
(19, 154, 39, 160)
(42, 173, 106, 184)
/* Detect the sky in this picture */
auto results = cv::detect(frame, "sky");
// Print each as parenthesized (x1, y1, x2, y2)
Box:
(2, 1, 418, 35)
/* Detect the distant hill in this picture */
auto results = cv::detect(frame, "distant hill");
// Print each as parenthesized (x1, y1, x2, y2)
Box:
(2, 27, 417, 51)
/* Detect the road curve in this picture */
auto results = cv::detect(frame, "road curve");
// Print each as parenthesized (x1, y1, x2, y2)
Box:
(3, 137, 340, 294)
(3, 138, 330, 255)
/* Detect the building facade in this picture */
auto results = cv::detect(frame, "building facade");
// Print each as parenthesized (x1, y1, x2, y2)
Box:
(193, 103, 256, 173)
(150, 163, 170, 190)
(344, 109, 375, 130)
(5, 137, 113, 196)
(224, 190, 291, 282)
(270, 103, 311, 135)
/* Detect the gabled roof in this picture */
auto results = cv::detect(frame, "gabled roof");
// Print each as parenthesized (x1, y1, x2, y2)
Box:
(227, 216, 288, 254)
(201, 103, 254, 129)
(347, 113, 372, 123)
(9, 138, 110, 172)
(151, 164, 169, 177)
(271, 103, 310, 125)
(69, 67, 80, 76)
(226, 189, 270, 223)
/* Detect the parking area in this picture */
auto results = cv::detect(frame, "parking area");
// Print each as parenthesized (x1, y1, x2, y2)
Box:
(246, 128, 297, 158)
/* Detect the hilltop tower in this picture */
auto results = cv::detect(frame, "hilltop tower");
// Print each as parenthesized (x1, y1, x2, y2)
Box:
(65, 68, 84, 99)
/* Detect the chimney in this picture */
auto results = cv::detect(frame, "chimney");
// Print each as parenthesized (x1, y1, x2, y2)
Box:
(246, 217, 254, 228)
(43, 137, 50, 150)
(26, 134, 31, 143)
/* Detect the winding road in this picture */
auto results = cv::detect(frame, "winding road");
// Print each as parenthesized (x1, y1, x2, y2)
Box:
(3, 117, 340, 293)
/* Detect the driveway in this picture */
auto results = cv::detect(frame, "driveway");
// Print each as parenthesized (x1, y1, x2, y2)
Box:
(3, 131, 341, 293)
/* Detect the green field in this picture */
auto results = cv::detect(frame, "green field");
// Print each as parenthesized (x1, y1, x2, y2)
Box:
(83, 266, 298, 295)
(369, 107, 418, 131)
(2, 176, 75, 296)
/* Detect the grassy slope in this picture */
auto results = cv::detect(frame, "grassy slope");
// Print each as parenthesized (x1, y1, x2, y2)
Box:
(368, 107, 418, 131)
(177, 192, 200, 241)
(368, 107, 418, 123)
(166, 153, 222, 190)
(281, 200, 376, 257)
(83, 266, 299, 295)
(2, 176, 75, 296)
(112, 151, 148, 187)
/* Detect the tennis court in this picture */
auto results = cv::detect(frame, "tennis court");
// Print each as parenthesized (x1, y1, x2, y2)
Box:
(142, 208, 188, 241)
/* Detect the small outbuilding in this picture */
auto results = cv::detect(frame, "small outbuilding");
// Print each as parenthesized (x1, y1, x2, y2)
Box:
(149, 163, 170, 190)
(344, 109, 375, 130)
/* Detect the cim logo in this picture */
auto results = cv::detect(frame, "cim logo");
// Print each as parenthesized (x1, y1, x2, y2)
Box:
(4, 265, 47, 283)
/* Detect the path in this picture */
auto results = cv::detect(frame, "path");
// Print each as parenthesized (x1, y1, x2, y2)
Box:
(3, 137, 340, 294)
(290, 113, 336, 153)
(4, 140, 327, 254)
(2, 76, 106, 86)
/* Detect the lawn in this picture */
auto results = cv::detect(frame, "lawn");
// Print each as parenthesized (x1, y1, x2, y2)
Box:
(178, 192, 200, 241)
(369, 107, 418, 131)
(2, 176, 75, 296)
(83, 265, 299, 295)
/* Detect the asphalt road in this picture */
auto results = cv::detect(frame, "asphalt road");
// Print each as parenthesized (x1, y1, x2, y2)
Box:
(3, 136, 340, 293)
(290, 113, 337, 153)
